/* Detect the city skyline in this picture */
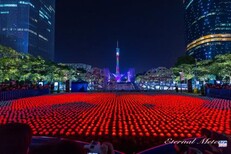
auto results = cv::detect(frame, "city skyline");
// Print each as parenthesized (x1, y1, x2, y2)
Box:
(55, 0, 185, 73)
(2, 1, 230, 73)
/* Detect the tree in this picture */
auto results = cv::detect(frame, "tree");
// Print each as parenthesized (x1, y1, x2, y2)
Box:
(211, 54, 231, 83)
(174, 55, 195, 67)
(172, 53, 231, 84)
(171, 64, 194, 82)
(0, 45, 21, 58)
(0, 45, 75, 84)
(194, 60, 213, 81)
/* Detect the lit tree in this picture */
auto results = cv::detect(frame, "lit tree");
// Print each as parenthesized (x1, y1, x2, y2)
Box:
(0, 45, 75, 84)
(194, 60, 213, 81)
(211, 54, 231, 83)
(171, 53, 231, 84)
(171, 64, 194, 82)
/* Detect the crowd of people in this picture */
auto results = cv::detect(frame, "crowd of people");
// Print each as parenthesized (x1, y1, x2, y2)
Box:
(0, 123, 230, 154)
(206, 83, 231, 90)
(174, 128, 231, 154)
(0, 123, 115, 154)
(0, 82, 51, 101)
(0, 82, 49, 92)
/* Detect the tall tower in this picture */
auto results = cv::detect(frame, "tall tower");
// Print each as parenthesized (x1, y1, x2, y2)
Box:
(113, 41, 123, 82)
(116, 41, 120, 75)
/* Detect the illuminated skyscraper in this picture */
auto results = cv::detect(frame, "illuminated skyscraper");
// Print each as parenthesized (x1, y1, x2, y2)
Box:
(184, 0, 231, 60)
(0, 0, 55, 60)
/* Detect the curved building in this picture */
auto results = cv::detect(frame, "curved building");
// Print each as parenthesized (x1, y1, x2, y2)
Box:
(184, 0, 231, 60)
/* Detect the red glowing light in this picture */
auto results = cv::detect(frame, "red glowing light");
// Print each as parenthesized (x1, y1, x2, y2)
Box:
(0, 93, 230, 141)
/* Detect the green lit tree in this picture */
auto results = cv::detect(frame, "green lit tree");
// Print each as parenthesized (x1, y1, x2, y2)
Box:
(194, 60, 213, 81)
(174, 55, 195, 67)
(211, 54, 231, 83)
(171, 64, 194, 82)
(0, 45, 75, 84)
(171, 53, 231, 84)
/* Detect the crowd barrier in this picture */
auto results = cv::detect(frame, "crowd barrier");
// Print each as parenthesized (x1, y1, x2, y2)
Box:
(31, 136, 125, 154)
(137, 138, 204, 154)
(0, 89, 50, 101)
(137, 144, 175, 154)
(206, 88, 231, 100)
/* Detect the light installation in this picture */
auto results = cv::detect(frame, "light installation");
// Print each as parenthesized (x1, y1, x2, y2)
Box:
(0, 93, 230, 152)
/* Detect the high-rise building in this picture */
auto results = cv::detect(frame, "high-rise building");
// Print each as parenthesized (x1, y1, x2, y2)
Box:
(184, 0, 231, 60)
(0, 0, 55, 60)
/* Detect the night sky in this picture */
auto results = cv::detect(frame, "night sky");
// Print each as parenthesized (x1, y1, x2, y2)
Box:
(55, 0, 185, 73)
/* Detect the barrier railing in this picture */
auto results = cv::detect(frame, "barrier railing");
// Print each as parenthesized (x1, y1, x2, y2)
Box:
(137, 137, 203, 154)
(206, 88, 231, 100)
(0, 89, 50, 101)
(31, 136, 125, 154)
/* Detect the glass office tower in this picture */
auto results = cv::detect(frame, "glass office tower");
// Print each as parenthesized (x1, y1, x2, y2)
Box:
(0, 0, 55, 60)
(184, 0, 231, 60)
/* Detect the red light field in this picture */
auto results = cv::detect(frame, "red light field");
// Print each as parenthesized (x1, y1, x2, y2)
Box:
(0, 93, 230, 152)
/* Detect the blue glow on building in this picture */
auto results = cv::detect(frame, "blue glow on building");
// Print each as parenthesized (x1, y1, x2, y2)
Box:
(184, 0, 231, 60)
(0, 0, 55, 61)
(185, 0, 194, 10)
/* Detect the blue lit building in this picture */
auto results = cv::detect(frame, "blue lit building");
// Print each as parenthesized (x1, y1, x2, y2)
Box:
(184, 0, 231, 60)
(0, 0, 55, 60)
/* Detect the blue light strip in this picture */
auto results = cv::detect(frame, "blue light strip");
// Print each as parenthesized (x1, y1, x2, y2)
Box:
(0, 11, 9, 14)
(186, 0, 194, 10)
(19, 1, 35, 8)
(0, 4, 17, 7)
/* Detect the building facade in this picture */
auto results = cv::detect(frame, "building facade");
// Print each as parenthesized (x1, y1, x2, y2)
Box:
(0, 0, 55, 60)
(184, 0, 231, 60)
